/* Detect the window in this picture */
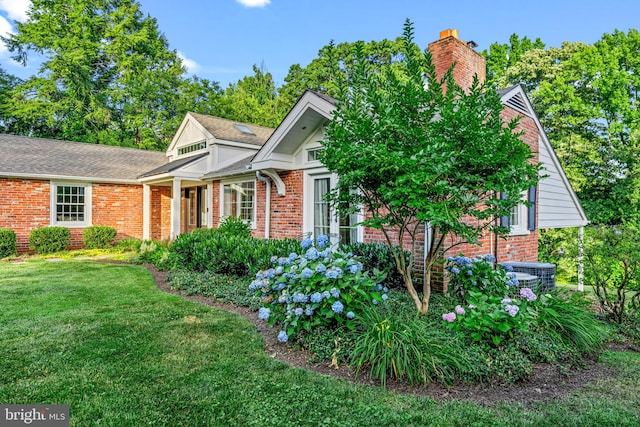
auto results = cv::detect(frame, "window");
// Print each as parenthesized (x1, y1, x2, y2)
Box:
(307, 148, 324, 162)
(177, 140, 206, 156)
(222, 181, 255, 227)
(509, 202, 529, 235)
(50, 183, 92, 227)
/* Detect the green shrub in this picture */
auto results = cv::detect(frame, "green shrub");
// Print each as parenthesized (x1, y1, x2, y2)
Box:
(351, 307, 471, 387)
(533, 292, 609, 353)
(136, 240, 171, 270)
(217, 216, 251, 238)
(446, 254, 515, 302)
(115, 238, 141, 252)
(29, 227, 71, 254)
(169, 231, 299, 276)
(0, 228, 17, 258)
(251, 236, 387, 342)
(341, 242, 410, 289)
(82, 225, 117, 249)
(168, 270, 260, 309)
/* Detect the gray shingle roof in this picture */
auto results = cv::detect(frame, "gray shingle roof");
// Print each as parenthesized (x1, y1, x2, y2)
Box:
(201, 156, 253, 179)
(0, 134, 168, 182)
(138, 153, 208, 179)
(188, 112, 274, 146)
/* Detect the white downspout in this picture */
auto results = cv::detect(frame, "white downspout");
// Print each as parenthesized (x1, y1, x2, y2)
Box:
(256, 171, 271, 239)
(578, 226, 584, 292)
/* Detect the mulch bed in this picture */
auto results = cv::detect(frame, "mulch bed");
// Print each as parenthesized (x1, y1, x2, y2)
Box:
(143, 263, 624, 406)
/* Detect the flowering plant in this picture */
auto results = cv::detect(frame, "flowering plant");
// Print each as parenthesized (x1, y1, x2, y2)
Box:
(250, 235, 388, 342)
(442, 287, 537, 346)
(446, 254, 519, 302)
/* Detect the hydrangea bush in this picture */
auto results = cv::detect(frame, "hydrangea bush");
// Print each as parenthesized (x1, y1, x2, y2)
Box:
(250, 235, 388, 342)
(442, 288, 538, 346)
(446, 254, 518, 302)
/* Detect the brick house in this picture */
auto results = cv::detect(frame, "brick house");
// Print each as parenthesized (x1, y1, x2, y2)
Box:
(1, 29, 587, 270)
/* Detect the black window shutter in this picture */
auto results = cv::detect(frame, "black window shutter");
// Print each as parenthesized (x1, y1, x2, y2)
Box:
(527, 185, 537, 231)
(500, 192, 510, 227)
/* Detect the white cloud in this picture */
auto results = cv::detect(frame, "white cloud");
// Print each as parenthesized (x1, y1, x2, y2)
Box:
(236, 0, 271, 8)
(0, 14, 14, 56)
(0, 0, 30, 22)
(177, 51, 201, 73)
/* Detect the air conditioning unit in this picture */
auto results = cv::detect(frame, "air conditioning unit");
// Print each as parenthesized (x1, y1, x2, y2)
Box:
(504, 262, 556, 292)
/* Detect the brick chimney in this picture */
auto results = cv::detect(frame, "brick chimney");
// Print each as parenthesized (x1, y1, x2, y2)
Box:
(428, 29, 486, 92)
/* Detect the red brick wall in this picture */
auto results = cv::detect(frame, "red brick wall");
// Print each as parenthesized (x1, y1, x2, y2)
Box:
(0, 178, 50, 252)
(256, 170, 304, 239)
(150, 185, 171, 241)
(93, 183, 144, 242)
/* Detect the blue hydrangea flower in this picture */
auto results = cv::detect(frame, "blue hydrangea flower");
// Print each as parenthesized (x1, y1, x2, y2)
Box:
(270, 255, 278, 264)
(467, 269, 473, 276)
(255, 271, 265, 280)
(277, 331, 288, 343)
(520, 287, 537, 302)
(294, 307, 304, 316)
(383, 287, 389, 293)
(301, 267, 313, 279)
(275, 266, 284, 275)
(325, 269, 339, 279)
(310, 292, 323, 303)
(301, 238, 313, 250)
(315, 263, 327, 273)
(330, 288, 340, 298)
(331, 301, 344, 313)
(505, 304, 520, 317)
(305, 305, 314, 316)
(292, 292, 309, 303)
(451, 267, 460, 275)
(316, 235, 329, 248)
(305, 247, 319, 261)
(265, 268, 277, 279)
(377, 284, 383, 291)
(346, 311, 355, 319)
(288, 253, 298, 262)
(348, 263, 362, 274)
(500, 263, 514, 272)
(278, 295, 288, 303)
(322, 290, 331, 299)
(483, 254, 496, 263)
(372, 299, 379, 305)
(248, 280, 262, 291)
(258, 307, 270, 320)
(382, 293, 388, 301)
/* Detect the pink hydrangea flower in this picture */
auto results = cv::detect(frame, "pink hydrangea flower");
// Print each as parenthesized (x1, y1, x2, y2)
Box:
(442, 312, 457, 322)
(468, 304, 476, 309)
(455, 305, 465, 315)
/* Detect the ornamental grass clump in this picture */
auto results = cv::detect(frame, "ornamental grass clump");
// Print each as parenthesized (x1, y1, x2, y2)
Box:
(251, 235, 388, 341)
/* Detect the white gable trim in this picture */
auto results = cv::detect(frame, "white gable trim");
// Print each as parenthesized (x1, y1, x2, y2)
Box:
(251, 91, 335, 171)
(166, 112, 215, 155)
(500, 85, 588, 228)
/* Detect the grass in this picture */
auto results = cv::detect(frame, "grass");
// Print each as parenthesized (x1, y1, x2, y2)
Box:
(1, 260, 639, 426)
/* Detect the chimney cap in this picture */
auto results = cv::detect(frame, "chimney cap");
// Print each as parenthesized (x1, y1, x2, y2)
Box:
(439, 29, 459, 40)
(466, 40, 478, 49)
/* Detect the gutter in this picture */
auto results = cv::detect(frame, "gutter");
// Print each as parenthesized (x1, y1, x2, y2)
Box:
(256, 170, 271, 239)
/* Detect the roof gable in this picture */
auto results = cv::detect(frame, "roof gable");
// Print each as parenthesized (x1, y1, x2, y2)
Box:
(251, 91, 336, 171)
(499, 85, 588, 227)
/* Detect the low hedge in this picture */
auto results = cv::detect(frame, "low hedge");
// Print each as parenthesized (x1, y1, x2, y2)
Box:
(0, 228, 16, 258)
(29, 227, 71, 254)
(83, 225, 117, 249)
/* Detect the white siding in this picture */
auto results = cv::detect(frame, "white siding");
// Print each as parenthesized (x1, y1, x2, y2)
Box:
(538, 134, 588, 228)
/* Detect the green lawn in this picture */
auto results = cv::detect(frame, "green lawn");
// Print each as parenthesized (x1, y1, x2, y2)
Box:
(1, 261, 639, 426)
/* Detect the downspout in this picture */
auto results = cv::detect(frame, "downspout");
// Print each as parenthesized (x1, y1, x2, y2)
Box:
(256, 171, 271, 239)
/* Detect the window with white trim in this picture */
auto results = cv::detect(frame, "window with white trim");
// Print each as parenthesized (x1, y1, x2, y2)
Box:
(509, 201, 529, 235)
(50, 183, 92, 227)
(221, 181, 256, 228)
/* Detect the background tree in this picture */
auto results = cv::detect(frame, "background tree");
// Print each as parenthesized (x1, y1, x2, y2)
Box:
(0, 65, 23, 133)
(321, 21, 539, 314)
(482, 34, 545, 88)
(1, 0, 220, 150)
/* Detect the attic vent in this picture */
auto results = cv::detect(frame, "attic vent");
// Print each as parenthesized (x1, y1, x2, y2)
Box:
(178, 140, 206, 155)
(505, 92, 532, 117)
(234, 124, 256, 135)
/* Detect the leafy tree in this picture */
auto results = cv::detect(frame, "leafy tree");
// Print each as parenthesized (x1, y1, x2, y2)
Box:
(1, 0, 213, 150)
(0, 65, 22, 133)
(482, 33, 545, 88)
(217, 64, 287, 128)
(321, 20, 539, 314)
(501, 30, 640, 224)
(279, 38, 404, 112)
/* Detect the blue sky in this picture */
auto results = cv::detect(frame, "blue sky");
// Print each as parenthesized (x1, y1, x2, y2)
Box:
(1, 0, 638, 88)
